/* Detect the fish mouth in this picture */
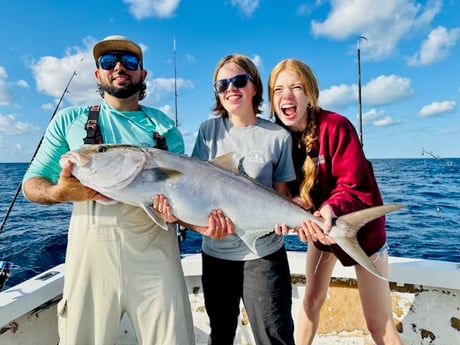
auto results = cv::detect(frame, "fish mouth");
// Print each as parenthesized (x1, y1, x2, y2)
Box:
(60, 152, 91, 168)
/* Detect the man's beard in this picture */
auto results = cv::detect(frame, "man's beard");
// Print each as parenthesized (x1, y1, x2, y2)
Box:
(99, 79, 143, 99)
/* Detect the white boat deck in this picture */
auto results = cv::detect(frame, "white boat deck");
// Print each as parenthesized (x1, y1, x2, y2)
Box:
(1, 253, 459, 345)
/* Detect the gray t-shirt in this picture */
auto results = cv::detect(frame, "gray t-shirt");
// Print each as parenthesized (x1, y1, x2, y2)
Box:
(192, 116, 296, 260)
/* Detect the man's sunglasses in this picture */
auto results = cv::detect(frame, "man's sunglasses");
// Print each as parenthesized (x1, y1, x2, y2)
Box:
(98, 54, 141, 71)
(213, 74, 252, 94)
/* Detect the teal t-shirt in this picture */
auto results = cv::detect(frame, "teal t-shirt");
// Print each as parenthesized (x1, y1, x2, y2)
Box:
(23, 99, 184, 185)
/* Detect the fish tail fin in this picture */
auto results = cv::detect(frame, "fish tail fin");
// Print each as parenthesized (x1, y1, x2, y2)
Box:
(332, 204, 404, 280)
(334, 236, 389, 280)
(336, 204, 404, 236)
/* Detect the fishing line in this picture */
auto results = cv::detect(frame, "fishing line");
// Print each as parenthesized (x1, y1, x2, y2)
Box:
(0, 60, 82, 235)
(421, 152, 444, 219)
(421, 148, 460, 173)
(419, 149, 460, 260)
(421, 148, 460, 219)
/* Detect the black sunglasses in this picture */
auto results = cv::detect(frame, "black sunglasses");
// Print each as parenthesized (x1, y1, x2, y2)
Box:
(213, 74, 252, 94)
(98, 54, 140, 71)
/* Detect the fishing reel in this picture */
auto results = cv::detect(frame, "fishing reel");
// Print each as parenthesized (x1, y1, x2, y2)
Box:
(0, 261, 19, 292)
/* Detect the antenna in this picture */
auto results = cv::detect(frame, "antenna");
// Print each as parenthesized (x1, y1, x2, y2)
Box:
(173, 35, 178, 127)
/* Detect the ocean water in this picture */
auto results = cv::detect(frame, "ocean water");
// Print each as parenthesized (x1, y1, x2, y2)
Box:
(1, 157, 459, 289)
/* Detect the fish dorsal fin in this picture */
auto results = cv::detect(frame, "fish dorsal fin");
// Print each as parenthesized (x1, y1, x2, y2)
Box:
(209, 152, 238, 173)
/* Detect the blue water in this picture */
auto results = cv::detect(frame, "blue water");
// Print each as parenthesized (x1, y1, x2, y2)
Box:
(1, 158, 459, 289)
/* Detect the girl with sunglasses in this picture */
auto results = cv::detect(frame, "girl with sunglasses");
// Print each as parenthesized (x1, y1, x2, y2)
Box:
(268, 59, 403, 345)
(196, 53, 296, 345)
(156, 54, 296, 344)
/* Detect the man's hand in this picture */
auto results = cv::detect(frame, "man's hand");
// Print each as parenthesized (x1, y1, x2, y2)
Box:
(153, 194, 178, 223)
(23, 160, 105, 204)
(52, 160, 104, 202)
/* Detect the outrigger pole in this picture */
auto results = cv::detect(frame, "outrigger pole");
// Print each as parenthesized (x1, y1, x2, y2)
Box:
(357, 36, 368, 147)
(0, 60, 82, 234)
(173, 35, 179, 127)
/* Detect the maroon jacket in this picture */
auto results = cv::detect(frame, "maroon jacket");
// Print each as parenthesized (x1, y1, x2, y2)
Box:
(288, 109, 385, 266)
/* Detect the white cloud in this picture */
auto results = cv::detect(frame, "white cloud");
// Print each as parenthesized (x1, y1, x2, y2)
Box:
(230, 0, 260, 16)
(0, 66, 13, 106)
(362, 75, 414, 106)
(319, 83, 355, 109)
(319, 74, 413, 110)
(14, 143, 23, 152)
(30, 37, 194, 109)
(123, 0, 180, 20)
(407, 26, 460, 66)
(361, 109, 400, 127)
(185, 54, 196, 64)
(0, 113, 40, 135)
(16, 80, 29, 89)
(362, 108, 385, 122)
(148, 77, 194, 101)
(158, 104, 175, 120)
(418, 101, 456, 117)
(374, 116, 398, 127)
(310, 0, 441, 60)
(31, 42, 98, 106)
(251, 54, 263, 70)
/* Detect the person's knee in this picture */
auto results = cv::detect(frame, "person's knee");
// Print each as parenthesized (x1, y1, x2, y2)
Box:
(302, 292, 327, 313)
(365, 315, 391, 340)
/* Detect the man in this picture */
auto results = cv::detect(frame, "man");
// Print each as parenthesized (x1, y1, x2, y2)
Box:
(22, 35, 194, 345)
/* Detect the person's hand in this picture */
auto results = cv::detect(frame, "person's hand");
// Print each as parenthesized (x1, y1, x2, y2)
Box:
(298, 204, 336, 245)
(274, 224, 296, 235)
(292, 196, 312, 210)
(153, 194, 178, 223)
(152, 195, 235, 239)
(53, 160, 104, 202)
(199, 209, 235, 240)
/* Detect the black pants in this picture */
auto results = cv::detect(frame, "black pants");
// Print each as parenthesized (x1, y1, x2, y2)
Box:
(201, 247, 295, 345)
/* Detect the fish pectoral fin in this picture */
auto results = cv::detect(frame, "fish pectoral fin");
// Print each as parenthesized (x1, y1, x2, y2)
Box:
(333, 236, 388, 281)
(236, 228, 274, 254)
(141, 203, 168, 230)
(146, 167, 183, 182)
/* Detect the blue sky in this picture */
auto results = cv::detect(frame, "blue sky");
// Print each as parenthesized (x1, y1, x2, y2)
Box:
(1, 0, 459, 162)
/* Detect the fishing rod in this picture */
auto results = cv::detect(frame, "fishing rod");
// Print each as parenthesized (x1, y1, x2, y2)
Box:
(421, 148, 460, 173)
(0, 61, 82, 235)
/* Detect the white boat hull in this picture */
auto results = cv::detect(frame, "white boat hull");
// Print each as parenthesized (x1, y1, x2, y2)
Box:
(1, 252, 459, 345)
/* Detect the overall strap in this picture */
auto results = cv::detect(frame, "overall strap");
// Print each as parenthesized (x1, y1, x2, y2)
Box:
(153, 132, 168, 151)
(83, 105, 103, 144)
(83, 105, 168, 151)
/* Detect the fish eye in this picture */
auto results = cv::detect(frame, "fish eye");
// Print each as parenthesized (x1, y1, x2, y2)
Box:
(97, 145, 108, 153)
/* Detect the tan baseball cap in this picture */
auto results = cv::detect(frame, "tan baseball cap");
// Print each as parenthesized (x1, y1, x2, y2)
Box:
(93, 35, 143, 62)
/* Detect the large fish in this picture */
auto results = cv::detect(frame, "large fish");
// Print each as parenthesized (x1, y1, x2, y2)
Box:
(60, 144, 403, 280)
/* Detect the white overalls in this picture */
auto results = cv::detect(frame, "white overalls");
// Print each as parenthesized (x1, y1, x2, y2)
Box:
(57, 201, 194, 345)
